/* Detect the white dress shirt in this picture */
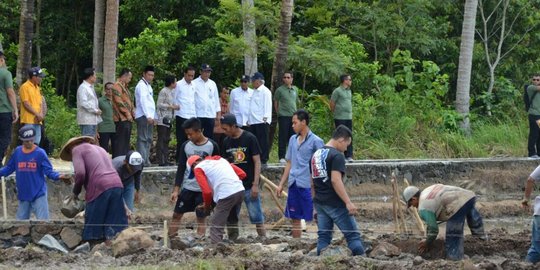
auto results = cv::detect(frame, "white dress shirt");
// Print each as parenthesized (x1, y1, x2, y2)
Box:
(76, 80, 102, 125)
(248, 84, 272, 125)
(229, 86, 253, 126)
(134, 78, 156, 119)
(193, 76, 220, 118)
(174, 78, 197, 119)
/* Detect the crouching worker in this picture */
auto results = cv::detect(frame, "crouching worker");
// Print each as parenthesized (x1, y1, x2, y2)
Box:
(188, 155, 246, 243)
(403, 184, 486, 260)
(60, 136, 128, 244)
(0, 126, 72, 220)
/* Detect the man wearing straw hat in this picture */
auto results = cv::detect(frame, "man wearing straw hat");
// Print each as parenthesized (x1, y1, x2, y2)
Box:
(60, 136, 127, 244)
(0, 126, 71, 220)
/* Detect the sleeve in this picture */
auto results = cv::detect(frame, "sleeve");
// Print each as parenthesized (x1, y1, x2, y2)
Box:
(78, 86, 99, 113)
(314, 137, 325, 151)
(40, 150, 60, 181)
(213, 84, 220, 113)
(210, 139, 220, 156)
(530, 165, 540, 182)
(273, 88, 280, 102)
(4, 71, 13, 89)
(419, 209, 439, 245)
(331, 152, 347, 174)
(285, 136, 293, 161)
(264, 89, 272, 122)
(194, 167, 213, 207)
(72, 149, 85, 196)
(231, 163, 246, 180)
(134, 169, 142, 191)
(0, 149, 17, 177)
(174, 141, 189, 187)
(19, 85, 29, 103)
(135, 83, 148, 118)
(156, 89, 169, 110)
(330, 88, 339, 102)
(228, 90, 235, 114)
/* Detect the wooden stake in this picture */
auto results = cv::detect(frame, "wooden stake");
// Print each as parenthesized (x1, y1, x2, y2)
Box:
(163, 220, 169, 248)
(1, 177, 6, 219)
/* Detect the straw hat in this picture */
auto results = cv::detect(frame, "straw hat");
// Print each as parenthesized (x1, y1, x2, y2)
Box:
(59, 136, 96, 161)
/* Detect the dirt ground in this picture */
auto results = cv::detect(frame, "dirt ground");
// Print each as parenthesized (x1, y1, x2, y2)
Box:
(0, 163, 539, 269)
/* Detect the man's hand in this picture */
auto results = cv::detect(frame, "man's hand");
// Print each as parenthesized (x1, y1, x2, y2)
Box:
(345, 202, 358, 215)
(170, 191, 179, 205)
(251, 185, 259, 199)
(147, 117, 154, 125)
(522, 199, 530, 210)
(134, 190, 140, 203)
(12, 111, 18, 124)
(171, 104, 180, 110)
(58, 174, 73, 185)
(418, 240, 428, 254)
(276, 184, 284, 198)
(96, 109, 102, 116)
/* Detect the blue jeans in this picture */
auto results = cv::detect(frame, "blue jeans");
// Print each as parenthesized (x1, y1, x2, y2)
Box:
(242, 188, 265, 224)
(123, 181, 135, 212)
(80, 125, 97, 137)
(445, 197, 484, 260)
(136, 116, 153, 165)
(16, 194, 49, 220)
(314, 202, 365, 256)
(24, 124, 41, 145)
(527, 215, 540, 263)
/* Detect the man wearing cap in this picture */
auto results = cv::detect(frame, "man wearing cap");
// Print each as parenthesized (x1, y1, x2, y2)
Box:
(221, 113, 266, 239)
(174, 66, 197, 162)
(111, 68, 134, 158)
(0, 51, 17, 166)
(248, 72, 272, 167)
(76, 68, 102, 137)
(135, 65, 157, 166)
(188, 155, 246, 243)
(112, 150, 144, 212)
(274, 71, 298, 164)
(0, 126, 71, 220)
(169, 117, 220, 237)
(20, 67, 46, 145)
(330, 74, 354, 162)
(229, 75, 253, 128)
(60, 136, 127, 244)
(194, 64, 220, 140)
(403, 184, 486, 260)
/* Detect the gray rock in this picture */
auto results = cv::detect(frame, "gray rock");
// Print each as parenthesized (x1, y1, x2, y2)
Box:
(413, 256, 424, 265)
(190, 246, 204, 253)
(12, 236, 30, 247)
(369, 242, 401, 257)
(0, 231, 12, 240)
(170, 238, 190, 250)
(37, 234, 69, 254)
(112, 228, 154, 257)
(73, 242, 91, 254)
(60, 227, 82, 249)
(307, 248, 317, 256)
(293, 250, 304, 256)
(319, 246, 352, 257)
(265, 243, 288, 252)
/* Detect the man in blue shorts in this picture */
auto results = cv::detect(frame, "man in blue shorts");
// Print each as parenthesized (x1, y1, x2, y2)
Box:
(276, 109, 324, 238)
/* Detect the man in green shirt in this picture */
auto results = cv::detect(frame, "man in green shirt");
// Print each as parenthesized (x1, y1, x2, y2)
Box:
(273, 71, 298, 164)
(330, 74, 353, 162)
(527, 74, 540, 158)
(0, 51, 18, 166)
(98, 82, 116, 153)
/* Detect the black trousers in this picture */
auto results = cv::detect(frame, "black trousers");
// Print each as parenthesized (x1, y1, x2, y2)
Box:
(156, 125, 171, 165)
(175, 116, 188, 162)
(278, 116, 294, 159)
(334, 119, 353, 158)
(198, 117, 215, 141)
(249, 123, 270, 164)
(528, 114, 540, 157)
(113, 121, 132, 158)
(0, 112, 12, 166)
(98, 132, 116, 154)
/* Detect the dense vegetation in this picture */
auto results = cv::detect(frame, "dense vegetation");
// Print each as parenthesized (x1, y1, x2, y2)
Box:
(1, 0, 538, 159)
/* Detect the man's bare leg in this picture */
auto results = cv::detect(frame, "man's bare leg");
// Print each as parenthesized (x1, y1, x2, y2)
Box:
(169, 212, 184, 237)
(196, 217, 206, 237)
(292, 219, 302, 238)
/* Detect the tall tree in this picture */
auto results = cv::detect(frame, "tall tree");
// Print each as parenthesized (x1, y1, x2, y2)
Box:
(242, 0, 257, 76)
(16, 0, 35, 86)
(455, 0, 478, 135)
(93, 0, 105, 79)
(103, 0, 118, 84)
(270, 0, 294, 92)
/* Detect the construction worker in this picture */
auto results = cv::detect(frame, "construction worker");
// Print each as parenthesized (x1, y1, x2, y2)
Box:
(403, 184, 486, 260)
(522, 165, 540, 263)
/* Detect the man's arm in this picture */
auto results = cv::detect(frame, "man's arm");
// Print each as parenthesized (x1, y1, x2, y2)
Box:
(330, 89, 339, 113)
(40, 150, 60, 181)
(194, 167, 213, 208)
(231, 163, 246, 180)
(78, 87, 100, 114)
(330, 170, 357, 215)
(276, 160, 291, 197)
(0, 149, 17, 177)
(419, 210, 438, 245)
(263, 89, 272, 123)
(20, 87, 42, 120)
(6, 87, 17, 122)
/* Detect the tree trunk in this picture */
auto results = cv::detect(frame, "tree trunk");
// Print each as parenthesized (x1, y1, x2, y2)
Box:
(93, 0, 105, 80)
(35, 0, 41, 67)
(16, 0, 35, 86)
(455, 0, 478, 136)
(103, 0, 119, 84)
(242, 0, 257, 76)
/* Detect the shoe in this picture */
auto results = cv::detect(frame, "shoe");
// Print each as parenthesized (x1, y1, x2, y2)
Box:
(279, 158, 286, 165)
(529, 155, 540, 159)
(346, 157, 354, 163)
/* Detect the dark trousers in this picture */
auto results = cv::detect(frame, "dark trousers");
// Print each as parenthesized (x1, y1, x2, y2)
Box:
(113, 121, 132, 158)
(0, 112, 12, 166)
(529, 114, 540, 157)
(210, 191, 243, 244)
(445, 197, 484, 260)
(249, 123, 270, 164)
(214, 132, 225, 156)
(175, 116, 188, 162)
(156, 125, 171, 165)
(98, 132, 115, 154)
(278, 116, 294, 159)
(334, 119, 353, 158)
(198, 117, 214, 141)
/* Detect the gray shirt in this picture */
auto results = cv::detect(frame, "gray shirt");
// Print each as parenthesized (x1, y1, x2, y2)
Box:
(175, 139, 220, 192)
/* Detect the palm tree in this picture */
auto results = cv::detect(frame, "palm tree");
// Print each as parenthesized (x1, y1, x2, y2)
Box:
(16, 0, 35, 86)
(455, 0, 478, 136)
(103, 0, 118, 84)
(242, 0, 257, 76)
(93, 0, 105, 80)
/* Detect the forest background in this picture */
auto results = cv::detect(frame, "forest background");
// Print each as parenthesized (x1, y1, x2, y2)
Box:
(1, 0, 538, 160)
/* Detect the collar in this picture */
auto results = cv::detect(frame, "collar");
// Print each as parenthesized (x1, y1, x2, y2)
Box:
(142, 78, 149, 85)
(294, 129, 313, 142)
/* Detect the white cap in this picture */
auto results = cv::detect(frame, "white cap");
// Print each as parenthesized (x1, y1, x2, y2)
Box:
(128, 151, 143, 166)
(403, 186, 420, 204)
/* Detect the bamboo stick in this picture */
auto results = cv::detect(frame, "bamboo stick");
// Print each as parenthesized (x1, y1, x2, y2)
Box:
(260, 175, 288, 197)
(1, 177, 6, 219)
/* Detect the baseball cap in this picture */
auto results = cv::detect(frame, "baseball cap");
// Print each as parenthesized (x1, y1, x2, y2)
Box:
(18, 126, 35, 141)
(251, 72, 264, 81)
(187, 155, 202, 168)
(403, 186, 420, 208)
(126, 151, 144, 171)
(221, 113, 238, 126)
(201, 64, 212, 71)
(240, 75, 250, 82)
(29, 67, 46, 78)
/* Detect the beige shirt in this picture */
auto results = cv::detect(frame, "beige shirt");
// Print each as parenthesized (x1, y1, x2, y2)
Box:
(418, 184, 475, 221)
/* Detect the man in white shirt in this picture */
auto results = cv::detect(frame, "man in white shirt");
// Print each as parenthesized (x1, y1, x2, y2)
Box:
(193, 64, 220, 140)
(135, 65, 156, 166)
(229, 75, 253, 128)
(76, 68, 102, 137)
(248, 72, 272, 167)
(174, 66, 197, 162)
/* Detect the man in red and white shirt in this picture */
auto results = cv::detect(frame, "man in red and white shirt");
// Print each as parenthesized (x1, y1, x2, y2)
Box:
(187, 155, 246, 243)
